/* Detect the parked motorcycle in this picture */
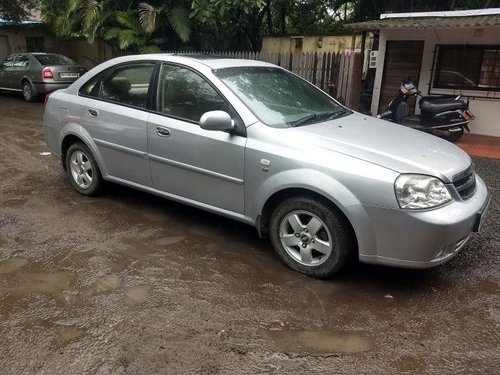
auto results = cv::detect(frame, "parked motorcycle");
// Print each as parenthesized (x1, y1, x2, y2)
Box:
(378, 80, 475, 142)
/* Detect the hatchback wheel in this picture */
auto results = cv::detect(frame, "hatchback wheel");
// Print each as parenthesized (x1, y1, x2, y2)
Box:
(66, 143, 103, 196)
(22, 82, 36, 102)
(270, 197, 354, 278)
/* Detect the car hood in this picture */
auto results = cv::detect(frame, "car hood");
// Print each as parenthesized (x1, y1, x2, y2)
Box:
(288, 112, 471, 182)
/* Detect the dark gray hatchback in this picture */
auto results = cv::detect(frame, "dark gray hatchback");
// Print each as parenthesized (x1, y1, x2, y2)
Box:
(0, 53, 86, 102)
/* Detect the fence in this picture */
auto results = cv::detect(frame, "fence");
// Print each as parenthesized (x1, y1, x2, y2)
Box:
(167, 51, 360, 107)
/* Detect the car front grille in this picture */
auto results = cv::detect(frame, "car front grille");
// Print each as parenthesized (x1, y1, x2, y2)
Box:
(453, 165, 476, 200)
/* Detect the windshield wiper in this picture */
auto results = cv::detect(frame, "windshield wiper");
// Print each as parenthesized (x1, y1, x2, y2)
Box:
(327, 108, 352, 120)
(288, 113, 319, 127)
(288, 109, 352, 127)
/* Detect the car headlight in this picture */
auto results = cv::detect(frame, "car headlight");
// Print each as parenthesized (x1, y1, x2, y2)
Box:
(395, 174, 452, 209)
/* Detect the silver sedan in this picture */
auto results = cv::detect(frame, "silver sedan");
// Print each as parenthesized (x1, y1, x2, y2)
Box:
(42, 54, 490, 278)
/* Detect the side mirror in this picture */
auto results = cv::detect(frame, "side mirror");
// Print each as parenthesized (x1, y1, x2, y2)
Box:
(199, 110, 234, 132)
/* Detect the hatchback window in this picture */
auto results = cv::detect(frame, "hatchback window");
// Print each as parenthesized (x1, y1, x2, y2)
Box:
(158, 64, 230, 123)
(99, 63, 155, 108)
(34, 54, 76, 66)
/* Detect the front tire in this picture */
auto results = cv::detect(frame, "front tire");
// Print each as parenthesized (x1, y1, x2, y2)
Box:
(22, 82, 37, 102)
(66, 143, 103, 196)
(269, 197, 354, 278)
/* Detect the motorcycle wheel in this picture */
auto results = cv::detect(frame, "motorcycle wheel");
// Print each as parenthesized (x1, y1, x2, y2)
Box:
(441, 128, 464, 143)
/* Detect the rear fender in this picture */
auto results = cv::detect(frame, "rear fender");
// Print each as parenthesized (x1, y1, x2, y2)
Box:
(59, 123, 108, 176)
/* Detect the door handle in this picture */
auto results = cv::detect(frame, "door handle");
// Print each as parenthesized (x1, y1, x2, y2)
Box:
(156, 127, 170, 137)
(88, 108, 99, 117)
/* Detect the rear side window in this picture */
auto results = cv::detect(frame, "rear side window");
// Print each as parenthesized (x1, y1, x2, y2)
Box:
(79, 69, 109, 98)
(13, 56, 29, 68)
(34, 54, 75, 66)
(99, 63, 155, 109)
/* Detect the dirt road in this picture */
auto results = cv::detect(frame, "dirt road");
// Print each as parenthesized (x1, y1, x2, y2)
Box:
(0, 94, 499, 374)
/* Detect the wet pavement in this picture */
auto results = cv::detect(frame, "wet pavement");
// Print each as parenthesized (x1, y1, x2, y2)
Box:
(0, 94, 499, 374)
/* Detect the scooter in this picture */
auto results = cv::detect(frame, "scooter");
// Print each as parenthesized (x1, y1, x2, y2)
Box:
(377, 80, 475, 142)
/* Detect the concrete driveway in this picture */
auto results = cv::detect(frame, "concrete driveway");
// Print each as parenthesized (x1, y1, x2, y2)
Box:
(0, 94, 499, 374)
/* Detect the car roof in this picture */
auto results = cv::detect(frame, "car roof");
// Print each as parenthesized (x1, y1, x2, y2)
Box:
(144, 53, 278, 70)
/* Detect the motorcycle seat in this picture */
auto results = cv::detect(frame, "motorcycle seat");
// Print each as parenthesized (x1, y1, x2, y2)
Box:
(419, 98, 468, 113)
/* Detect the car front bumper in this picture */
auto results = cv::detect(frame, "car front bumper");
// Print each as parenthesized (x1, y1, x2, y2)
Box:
(351, 175, 490, 268)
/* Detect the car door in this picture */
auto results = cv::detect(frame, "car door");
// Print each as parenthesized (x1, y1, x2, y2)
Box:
(0, 55, 16, 89)
(79, 62, 156, 186)
(11, 55, 29, 89)
(147, 63, 246, 214)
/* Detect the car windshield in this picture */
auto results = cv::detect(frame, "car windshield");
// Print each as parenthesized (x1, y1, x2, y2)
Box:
(34, 54, 76, 66)
(216, 66, 348, 128)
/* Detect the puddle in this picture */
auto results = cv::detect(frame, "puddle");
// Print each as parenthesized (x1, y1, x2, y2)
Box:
(0, 270, 75, 308)
(81, 275, 122, 296)
(0, 257, 29, 274)
(15, 272, 74, 299)
(53, 326, 84, 347)
(474, 280, 499, 295)
(3, 198, 27, 207)
(124, 285, 151, 305)
(151, 236, 186, 247)
(394, 355, 427, 373)
(0, 257, 77, 312)
(141, 210, 168, 222)
(266, 330, 371, 354)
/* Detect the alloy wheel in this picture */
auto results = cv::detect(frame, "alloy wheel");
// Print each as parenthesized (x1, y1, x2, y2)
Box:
(70, 150, 93, 189)
(279, 210, 333, 266)
(23, 84, 32, 101)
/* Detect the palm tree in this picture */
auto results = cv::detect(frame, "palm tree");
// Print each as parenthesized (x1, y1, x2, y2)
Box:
(103, 11, 165, 53)
(51, 0, 190, 51)
(52, 0, 119, 43)
(138, 1, 191, 43)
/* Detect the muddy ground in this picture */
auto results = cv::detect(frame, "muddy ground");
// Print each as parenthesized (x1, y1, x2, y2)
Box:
(0, 93, 499, 374)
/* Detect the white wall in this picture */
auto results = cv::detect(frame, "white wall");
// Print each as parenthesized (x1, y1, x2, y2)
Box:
(371, 26, 500, 137)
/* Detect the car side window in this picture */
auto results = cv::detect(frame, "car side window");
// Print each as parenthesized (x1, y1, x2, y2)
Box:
(99, 63, 155, 109)
(13, 56, 29, 68)
(158, 64, 230, 123)
(1, 56, 15, 68)
(79, 69, 110, 98)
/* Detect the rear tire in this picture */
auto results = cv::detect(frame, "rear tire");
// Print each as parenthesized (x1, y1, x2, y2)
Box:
(269, 197, 354, 278)
(22, 82, 37, 102)
(66, 142, 103, 196)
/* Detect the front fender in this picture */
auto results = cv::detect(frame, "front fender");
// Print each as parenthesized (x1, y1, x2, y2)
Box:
(59, 123, 109, 177)
(251, 168, 361, 223)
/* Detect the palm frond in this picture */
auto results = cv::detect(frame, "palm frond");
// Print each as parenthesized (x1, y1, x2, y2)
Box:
(138, 2, 160, 33)
(149, 37, 165, 45)
(103, 27, 122, 41)
(118, 29, 138, 50)
(166, 6, 191, 42)
(68, 0, 83, 14)
(81, 0, 101, 29)
(116, 11, 142, 32)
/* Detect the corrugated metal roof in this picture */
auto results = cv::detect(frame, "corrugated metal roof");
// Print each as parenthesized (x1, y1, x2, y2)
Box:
(350, 15, 500, 30)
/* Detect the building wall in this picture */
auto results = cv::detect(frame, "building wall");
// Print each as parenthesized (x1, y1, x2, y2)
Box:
(0, 26, 56, 58)
(371, 26, 500, 137)
(0, 26, 114, 69)
(262, 35, 373, 54)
